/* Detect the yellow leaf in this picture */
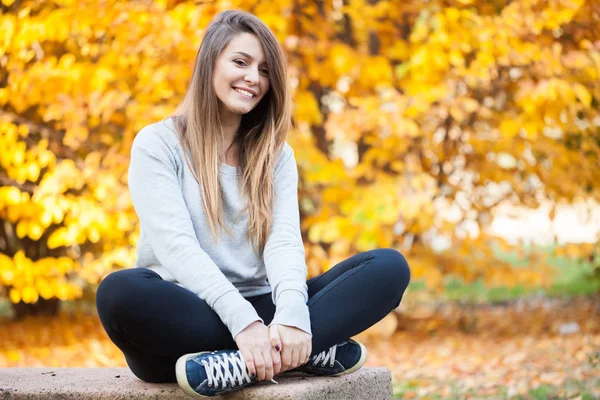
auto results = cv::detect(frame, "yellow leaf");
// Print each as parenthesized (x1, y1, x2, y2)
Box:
(387, 41, 409, 60)
(16, 220, 29, 239)
(40, 209, 53, 227)
(572, 83, 591, 107)
(9, 288, 20, 303)
(21, 286, 39, 303)
(2, 186, 22, 205)
(37, 279, 54, 300)
(48, 227, 68, 249)
(330, 44, 358, 75)
(56, 285, 69, 300)
(500, 119, 520, 138)
(359, 56, 394, 87)
(28, 222, 43, 240)
(0, 268, 14, 285)
(17, 124, 29, 138)
(294, 91, 322, 125)
(26, 163, 40, 181)
(321, 221, 339, 243)
(88, 226, 101, 243)
(401, 119, 420, 137)
(449, 49, 464, 67)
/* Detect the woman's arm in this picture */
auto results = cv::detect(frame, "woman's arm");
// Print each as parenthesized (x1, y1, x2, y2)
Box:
(263, 144, 311, 336)
(128, 125, 261, 339)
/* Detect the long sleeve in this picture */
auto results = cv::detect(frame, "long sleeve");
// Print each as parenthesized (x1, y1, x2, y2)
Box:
(263, 145, 311, 336)
(128, 126, 261, 339)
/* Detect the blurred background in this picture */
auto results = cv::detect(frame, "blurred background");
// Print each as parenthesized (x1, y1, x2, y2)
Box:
(0, 0, 599, 398)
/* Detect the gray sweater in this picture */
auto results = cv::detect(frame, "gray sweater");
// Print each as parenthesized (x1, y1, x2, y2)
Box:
(128, 117, 310, 339)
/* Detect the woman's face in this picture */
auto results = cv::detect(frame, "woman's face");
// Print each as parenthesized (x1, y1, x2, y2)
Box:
(213, 33, 270, 120)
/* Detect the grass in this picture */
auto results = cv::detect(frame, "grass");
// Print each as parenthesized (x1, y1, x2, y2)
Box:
(392, 378, 600, 399)
(394, 243, 599, 400)
(407, 243, 600, 304)
(0, 297, 12, 317)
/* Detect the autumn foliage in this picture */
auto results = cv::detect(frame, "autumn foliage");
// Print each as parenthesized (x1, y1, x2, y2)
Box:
(0, 0, 599, 312)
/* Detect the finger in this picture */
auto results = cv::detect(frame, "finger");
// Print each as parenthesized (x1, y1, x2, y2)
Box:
(240, 349, 255, 377)
(271, 347, 282, 376)
(298, 345, 308, 368)
(269, 325, 282, 352)
(280, 347, 292, 372)
(305, 343, 312, 364)
(253, 351, 266, 381)
(290, 347, 300, 370)
(263, 347, 274, 381)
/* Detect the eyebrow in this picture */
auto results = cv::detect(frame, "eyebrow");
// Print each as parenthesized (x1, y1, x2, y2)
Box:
(233, 52, 267, 66)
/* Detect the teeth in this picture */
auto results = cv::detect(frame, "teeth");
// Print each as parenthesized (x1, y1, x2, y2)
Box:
(234, 88, 254, 98)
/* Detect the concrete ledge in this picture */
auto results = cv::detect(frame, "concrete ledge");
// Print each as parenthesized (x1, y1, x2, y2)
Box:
(0, 367, 392, 399)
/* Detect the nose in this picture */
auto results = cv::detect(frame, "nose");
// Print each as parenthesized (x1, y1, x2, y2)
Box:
(244, 68, 260, 85)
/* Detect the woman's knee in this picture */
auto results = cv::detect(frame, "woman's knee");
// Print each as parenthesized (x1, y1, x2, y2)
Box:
(371, 248, 411, 291)
(96, 268, 157, 321)
(96, 270, 126, 321)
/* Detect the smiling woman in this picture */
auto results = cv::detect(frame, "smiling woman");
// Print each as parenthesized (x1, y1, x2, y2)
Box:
(95, 9, 410, 399)
(213, 34, 270, 133)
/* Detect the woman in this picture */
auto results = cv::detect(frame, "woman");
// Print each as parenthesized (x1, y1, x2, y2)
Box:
(96, 9, 410, 398)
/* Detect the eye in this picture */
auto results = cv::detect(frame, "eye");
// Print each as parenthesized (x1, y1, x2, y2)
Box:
(234, 59, 268, 76)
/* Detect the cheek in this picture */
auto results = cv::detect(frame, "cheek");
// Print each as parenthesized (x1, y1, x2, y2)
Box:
(213, 71, 224, 92)
(214, 64, 235, 88)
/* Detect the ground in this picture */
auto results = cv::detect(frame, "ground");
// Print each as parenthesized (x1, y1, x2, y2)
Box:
(1, 245, 599, 399)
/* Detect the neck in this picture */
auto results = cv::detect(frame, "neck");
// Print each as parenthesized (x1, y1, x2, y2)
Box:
(219, 109, 242, 166)
(219, 109, 242, 150)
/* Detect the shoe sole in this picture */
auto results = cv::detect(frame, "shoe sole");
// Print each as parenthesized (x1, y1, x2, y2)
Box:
(175, 351, 212, 398)
(333, 340, 368, 377)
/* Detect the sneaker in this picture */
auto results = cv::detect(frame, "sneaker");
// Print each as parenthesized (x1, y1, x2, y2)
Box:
(296, 339, 367, 376)
(175, 350, 257, 397)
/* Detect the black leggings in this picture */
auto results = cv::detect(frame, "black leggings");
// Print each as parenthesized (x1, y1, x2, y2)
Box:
(96, 248, 410, 383)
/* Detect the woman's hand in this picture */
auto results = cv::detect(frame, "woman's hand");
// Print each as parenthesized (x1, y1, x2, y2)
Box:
(269, 324, 312, 373)
(234, 321, 281, 381)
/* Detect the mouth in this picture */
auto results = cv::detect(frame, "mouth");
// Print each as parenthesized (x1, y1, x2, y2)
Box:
(232, 87, 256, 99)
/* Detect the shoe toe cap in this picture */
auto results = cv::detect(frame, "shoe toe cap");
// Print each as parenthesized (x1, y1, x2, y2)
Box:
(186, 358, 208, 389)
(338, 341, 365, 368)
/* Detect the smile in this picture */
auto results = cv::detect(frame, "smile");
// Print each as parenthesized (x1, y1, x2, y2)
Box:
(233, 88, 255, 98)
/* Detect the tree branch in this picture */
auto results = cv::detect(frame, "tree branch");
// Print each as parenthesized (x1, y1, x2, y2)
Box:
(0, 175, 36, 193)
(0, 109, 77, 160)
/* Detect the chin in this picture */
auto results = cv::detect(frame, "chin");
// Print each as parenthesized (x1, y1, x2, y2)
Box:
(229, 104, 255, 115)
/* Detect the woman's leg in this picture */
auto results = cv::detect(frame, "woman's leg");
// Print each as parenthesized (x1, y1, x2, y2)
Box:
(307, 248, 410, 353)
(96, 248, 409, 381)
(253, 248, 410, 355)
(96, 268, 238, 383)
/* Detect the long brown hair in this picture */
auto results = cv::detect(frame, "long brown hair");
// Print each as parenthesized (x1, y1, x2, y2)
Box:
(171, 10, 292, 256)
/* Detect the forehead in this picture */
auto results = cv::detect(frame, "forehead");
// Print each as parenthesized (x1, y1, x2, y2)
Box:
(222, 33, 266, 63)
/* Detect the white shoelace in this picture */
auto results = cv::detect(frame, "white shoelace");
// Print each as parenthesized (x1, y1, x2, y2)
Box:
(311, 344, 338, 367)
(200, 352, 278, 389)
(200, 352, 252, 389)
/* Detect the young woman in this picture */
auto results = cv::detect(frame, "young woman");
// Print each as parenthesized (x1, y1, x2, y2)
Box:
(96, 10, 410, 398)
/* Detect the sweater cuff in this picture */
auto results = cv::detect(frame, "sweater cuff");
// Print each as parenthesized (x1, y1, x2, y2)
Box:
(212, 290, 263, 339)
(269, 290, 312, 336)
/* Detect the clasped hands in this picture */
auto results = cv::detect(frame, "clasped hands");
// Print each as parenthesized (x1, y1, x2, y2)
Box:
(234, 321, 312, 381)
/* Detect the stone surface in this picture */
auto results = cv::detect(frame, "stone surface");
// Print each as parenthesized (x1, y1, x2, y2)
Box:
(0, 367, 392, 399)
